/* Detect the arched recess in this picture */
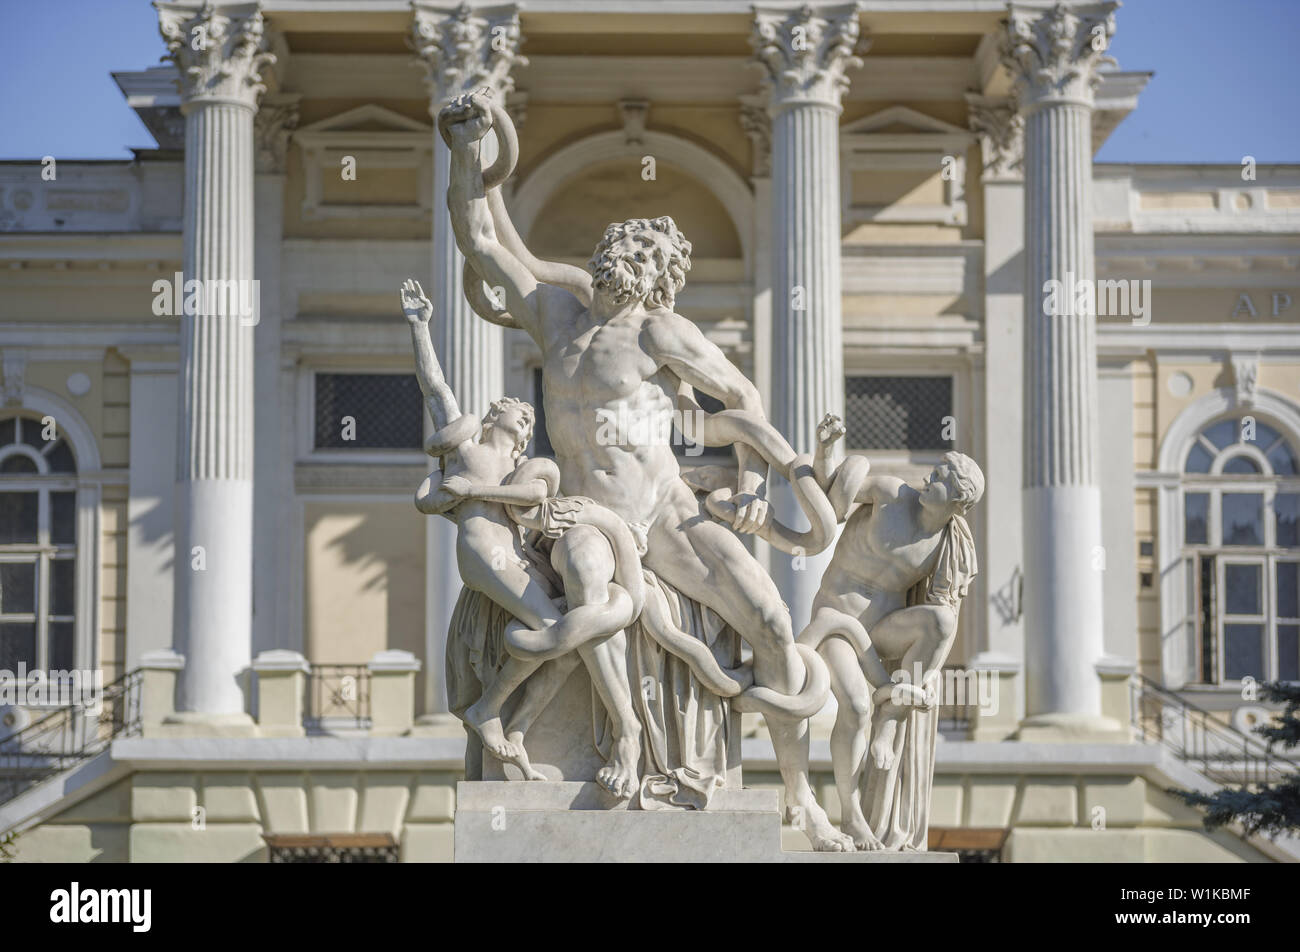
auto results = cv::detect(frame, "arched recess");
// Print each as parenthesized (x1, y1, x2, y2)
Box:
(0, 386, 103, 680)
(510, 129, 755, 280)
(1155, 386, 1300, 689)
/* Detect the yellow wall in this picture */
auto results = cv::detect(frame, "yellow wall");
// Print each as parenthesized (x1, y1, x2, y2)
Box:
(303, 502, 426, 673)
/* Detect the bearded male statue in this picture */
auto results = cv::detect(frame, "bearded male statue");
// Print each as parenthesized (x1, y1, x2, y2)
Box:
(437, 87, 853, 850)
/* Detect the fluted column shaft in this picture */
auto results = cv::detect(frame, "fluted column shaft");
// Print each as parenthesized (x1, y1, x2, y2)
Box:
(1020, 98, 1104, 722)
(157, 1, 273, 721)
(1003, 2, 1118, 729)
(770, 103, 844, 455)
(411, 3, 525, 722)
(431, 139, 500, 422)
(751, 4, 861, 632)
(1023, 102, 1098, 489)
(175, 101, 256, 716)
(767, 101, 845, 631)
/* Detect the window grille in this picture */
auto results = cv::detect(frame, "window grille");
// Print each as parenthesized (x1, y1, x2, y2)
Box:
(844, 376, 953, 451)
(314, 373, 423, 450)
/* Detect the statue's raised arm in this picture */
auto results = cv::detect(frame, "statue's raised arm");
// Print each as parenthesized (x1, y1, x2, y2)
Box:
(400, 278, 479, 456)
(439, 88, 593, 332)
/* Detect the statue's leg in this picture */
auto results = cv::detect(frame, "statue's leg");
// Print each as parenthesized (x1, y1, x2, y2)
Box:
(461, 560, 561, 769)
(866, 605, 958, 774)
(645, 490, 852, 850)
(463, 720, 483, 781)
(550, 525, 642, 801)
(874, 604, 959, 690)
(822, 635, 882, 850)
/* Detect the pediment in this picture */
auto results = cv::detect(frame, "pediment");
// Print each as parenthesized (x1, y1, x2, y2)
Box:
(842, 106, 970, 140)
(295, 104, 433, 222)
(839, 106, 970, 227)
(296, 104, 431, 141)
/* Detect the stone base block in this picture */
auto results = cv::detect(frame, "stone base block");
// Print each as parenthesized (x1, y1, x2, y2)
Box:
(407, 712, 465, 738)
(1014, 712, 1131, 744)
(454, 782, 957, 863)
(155, 711, 259, 738)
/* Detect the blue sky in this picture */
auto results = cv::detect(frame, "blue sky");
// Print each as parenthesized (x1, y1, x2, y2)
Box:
(0, 0, 1296, 162)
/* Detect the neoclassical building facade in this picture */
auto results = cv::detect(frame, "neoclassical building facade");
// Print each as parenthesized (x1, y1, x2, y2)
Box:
(0, 0, 1297, 862)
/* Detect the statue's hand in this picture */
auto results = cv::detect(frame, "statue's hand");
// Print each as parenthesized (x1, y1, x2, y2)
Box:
(401, 278, 433, 325)
(817, 413, 846, 448)
(438, 87, 494, 144)
(728, 491, 769, 536)
(440, 474, 472, 499)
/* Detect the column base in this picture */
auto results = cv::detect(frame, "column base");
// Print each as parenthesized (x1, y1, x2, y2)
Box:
(409, 712, 466, 738)
(255, 724, 306, 738)
(1013, 711, 1130, 744)
(158, 711, 259, 738)
(966, 653, 1022, 742)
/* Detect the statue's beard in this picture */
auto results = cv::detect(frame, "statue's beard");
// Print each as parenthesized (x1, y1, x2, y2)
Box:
(591, 252, 653, 307)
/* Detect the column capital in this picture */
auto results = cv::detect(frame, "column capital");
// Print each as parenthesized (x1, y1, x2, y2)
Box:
(965, 94, 1023, 183)
(739, 95, 772, 178)
(1001, 2, 1118, 110)
(254, 93, 300, 173)
(156, 1, 275, 112)
(749, 3, 865, 111)
(409, 1, 527, 108)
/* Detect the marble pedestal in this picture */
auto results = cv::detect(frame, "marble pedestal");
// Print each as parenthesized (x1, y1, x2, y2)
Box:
(454, 782, 958, 863)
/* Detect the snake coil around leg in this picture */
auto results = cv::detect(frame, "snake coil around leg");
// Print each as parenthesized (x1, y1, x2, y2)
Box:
(730, 644, 830, 720)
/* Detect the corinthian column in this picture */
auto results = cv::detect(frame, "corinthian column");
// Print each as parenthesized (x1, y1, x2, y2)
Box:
(1001, 2, 1124, 738)
(410, 2, 526, 726)
(156, 1, 272, 728)
(750, 4, 862, 633)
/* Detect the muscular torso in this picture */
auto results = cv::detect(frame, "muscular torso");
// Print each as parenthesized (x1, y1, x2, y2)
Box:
(533, 293, 687, 525)
(815, 488, 945, 627)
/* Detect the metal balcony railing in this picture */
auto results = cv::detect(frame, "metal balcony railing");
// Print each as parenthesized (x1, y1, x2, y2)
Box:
(1129, 674, 1299, 788)
(304, 665, 371, 733)
(0, 669, 143, 806)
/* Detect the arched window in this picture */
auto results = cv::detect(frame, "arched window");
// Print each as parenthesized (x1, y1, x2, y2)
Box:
(0, 414, 78, 673)
(1182, 414, 1300, 684)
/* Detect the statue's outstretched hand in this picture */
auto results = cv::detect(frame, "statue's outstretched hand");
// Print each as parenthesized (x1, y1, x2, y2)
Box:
(401, 278, 433, 325)
(817, 413, 847, 448)
(438, 87, 494, 144)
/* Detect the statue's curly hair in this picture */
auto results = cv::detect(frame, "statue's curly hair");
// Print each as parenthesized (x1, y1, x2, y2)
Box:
(481, 397, 534, 461)
(943, 451, 985, 511)
(589, 216, 693, 310)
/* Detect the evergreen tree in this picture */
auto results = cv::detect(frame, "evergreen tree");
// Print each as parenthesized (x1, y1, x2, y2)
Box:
(1173, 681, 1300, 836)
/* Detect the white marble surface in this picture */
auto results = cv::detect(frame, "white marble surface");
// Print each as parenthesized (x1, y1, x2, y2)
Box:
(454, 783, 957, 863)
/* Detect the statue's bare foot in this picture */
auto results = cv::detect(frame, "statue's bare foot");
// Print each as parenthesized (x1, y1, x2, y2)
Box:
(794, 800, 855, 852)
(871, 719, 898, 771)
(465, 700, 522, 765)
(596, 733, 640, 800)
(842, 814, 885, 851)
(505, 729, 548, 781)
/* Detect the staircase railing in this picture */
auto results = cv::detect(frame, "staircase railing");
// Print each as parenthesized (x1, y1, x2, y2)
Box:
(1129, 674, 1299, 788)
(0, 669, 143, 806)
